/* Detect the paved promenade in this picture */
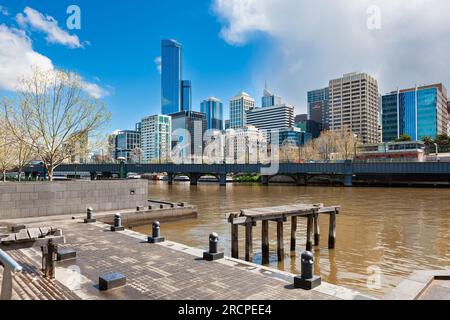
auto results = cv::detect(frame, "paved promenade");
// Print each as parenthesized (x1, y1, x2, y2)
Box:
(2, 217, 374, 300)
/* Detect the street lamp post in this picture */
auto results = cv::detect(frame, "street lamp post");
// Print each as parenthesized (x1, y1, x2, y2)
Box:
(434, 143, 439, 162)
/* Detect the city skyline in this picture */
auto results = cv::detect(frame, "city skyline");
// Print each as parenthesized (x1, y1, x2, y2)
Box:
(2, 1, 450, 133)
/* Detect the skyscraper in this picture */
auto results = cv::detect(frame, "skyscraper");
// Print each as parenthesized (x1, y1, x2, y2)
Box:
(329, 72, 380, 144)
(307, 87, 329, 130)
(161, 39, 182, 115)
(382, 84, 449, 142)
(181, 80, 192, 111)
(171, 111, 207, 161)
(114, 128, 141, 162)
(262, 88, 281, 108)
(201, 97, 223, 130)
(140, 115, 172, 162)
(246, 104, 294, 131)
(229, 91, 256, 129)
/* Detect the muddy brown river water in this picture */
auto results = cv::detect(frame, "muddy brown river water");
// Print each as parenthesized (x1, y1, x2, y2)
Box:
(134, 181, 450, 298)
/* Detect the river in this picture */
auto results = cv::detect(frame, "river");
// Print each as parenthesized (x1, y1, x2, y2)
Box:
(134, 181, 450, 298)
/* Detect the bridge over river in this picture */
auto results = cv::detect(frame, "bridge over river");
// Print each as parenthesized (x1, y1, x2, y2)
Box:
(26, 161, 450, 187)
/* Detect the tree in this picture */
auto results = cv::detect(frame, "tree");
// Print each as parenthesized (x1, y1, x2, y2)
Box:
(0, 116, 17, 181)
(395, 134, 413, 142)
(3, 68, 111, 181)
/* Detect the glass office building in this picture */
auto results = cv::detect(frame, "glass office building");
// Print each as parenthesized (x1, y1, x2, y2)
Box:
(262, 88, 281, 108)
(200, 97, 223, 130)
(229, 91, 256, 129)
(181, 80, 192, 111)
(161, 39, 182, 115)
(307, 87, 329, 130)
(382, 84, 448, 142)
(171, 111, 207, 160)
(114, 128, 141, 162)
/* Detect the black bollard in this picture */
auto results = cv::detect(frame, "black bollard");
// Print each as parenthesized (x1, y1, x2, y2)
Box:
(110, 213, 125, 232)
(203, 232, 224, 261)
(294, 251, 321, 290)
(148, 221, 165, 243)
(84, 208, 96, 223)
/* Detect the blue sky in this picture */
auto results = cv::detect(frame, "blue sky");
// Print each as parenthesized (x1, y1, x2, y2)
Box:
(2, 0, 450, 134)
(0, 0, 270, 132)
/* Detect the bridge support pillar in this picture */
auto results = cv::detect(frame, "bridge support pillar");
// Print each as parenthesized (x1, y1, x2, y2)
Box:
(344, 174, 353, 187)
(219, 174, 227, 186)
(190, 174, 200, 186)
(90, 172, 97, 180)
(261, 175, 269, 186)
(167, 173, 174, 185)
(295, 174, 307, 186)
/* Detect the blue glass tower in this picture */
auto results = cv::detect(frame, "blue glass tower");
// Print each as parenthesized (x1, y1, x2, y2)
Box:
(201, 97, 223, 130)
(307, 87, 329, 130)
(382, 84, 448, 142)
(181, 80, 192, 111)
(161, 39, 182, 115)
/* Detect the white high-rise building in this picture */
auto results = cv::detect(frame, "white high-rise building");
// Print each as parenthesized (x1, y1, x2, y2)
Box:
(329, 72, 380, 144)
(140, 115, 172, 162)
(246, 104, 294, 131)
(229, 91, 256, 129)
(224, 125, 261, 164)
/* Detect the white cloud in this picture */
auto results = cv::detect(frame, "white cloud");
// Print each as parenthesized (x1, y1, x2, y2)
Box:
(0, 5, 9, 16)
(0, 24, 109, 98)
(82, 81, 111, 99)
(0, 24, 53, 91)
(213, 0, 450, 111)
(154, 56, 162, 74)
(16, 6, 83, 48)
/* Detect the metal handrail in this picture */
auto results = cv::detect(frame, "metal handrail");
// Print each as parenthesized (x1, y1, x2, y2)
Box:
(0, 248, 23, 300)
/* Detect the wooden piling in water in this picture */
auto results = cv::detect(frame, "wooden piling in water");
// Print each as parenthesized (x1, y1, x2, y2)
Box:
(306, 214, 313, 252)
(328, 210, 337, 249)
(276, 219, 284, 261)
(231, 223, 239, 259)
(245, 222, 253, 262)
(261, 220, 269, 264)
(290, 216, 297, 251)
(313, 212, 320, 246)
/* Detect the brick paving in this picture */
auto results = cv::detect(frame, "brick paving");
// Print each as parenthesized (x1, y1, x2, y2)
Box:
(3, 218, 372, 300)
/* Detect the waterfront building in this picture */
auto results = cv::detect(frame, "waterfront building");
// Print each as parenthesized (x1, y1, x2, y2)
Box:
(114, 127, 141, 162)
(307, 87, 329, 130)
(229, 91, 256, 129)
(170, 111, 206, 162)
(224, 119, 230, 130)
(161, 39, 183, 115)
(200, 97, 224, 130)
(140, 115, 172, 163)
(277, 127, 311, 147)
(356, 141, 426, 162)
(224, 125, 261, 164)
(262, 88, 282, 108)
(382, 84, 449, 142)
(246, 104, 294, 131)
(329, 72, 380, 144)
(181, 80, 192, 111)
(295, 119, 322, 139)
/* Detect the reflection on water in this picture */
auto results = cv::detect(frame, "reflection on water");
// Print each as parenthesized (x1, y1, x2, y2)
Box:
(134, 181, 450, 297)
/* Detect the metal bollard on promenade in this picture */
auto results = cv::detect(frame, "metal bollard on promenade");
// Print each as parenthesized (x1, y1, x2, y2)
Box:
(203, 232, 224, 261)
(84, 208, 96, 223)
(294, 251, 321, 290)
(147, 221, 165, 243)
(110, 213, 125, 232)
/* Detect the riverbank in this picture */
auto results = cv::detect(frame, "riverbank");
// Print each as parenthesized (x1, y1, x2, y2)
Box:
(1, 216, 374, 300)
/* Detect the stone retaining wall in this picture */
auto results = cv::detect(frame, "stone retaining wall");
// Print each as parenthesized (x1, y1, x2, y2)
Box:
(0, 180, 148, 219)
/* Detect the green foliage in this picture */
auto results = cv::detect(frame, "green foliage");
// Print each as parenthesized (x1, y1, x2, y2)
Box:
(395, 134, 413, 142)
